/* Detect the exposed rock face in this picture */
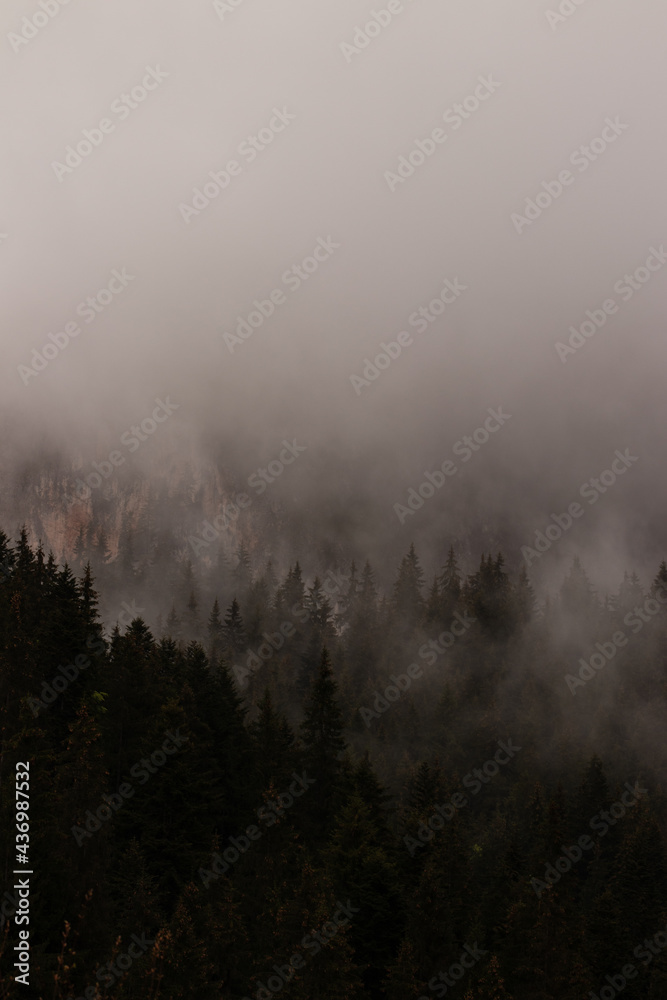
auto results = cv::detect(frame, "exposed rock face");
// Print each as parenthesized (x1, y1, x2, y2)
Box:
(0, 448, 273, 568)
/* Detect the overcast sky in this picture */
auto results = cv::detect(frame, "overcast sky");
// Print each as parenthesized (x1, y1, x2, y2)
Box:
(1, 0, 666, 591)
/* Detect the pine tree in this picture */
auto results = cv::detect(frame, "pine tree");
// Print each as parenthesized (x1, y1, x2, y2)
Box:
(263, 557, 279, 598)
(559, 556, 598, 619)
(177, 556, 197, 610)
(0, 527, 15, 586)
(384, 937, 424, 1000)
(107, 838, 163, 937)
(183, 590, 202, 643)
(400, 809, 472, 982)
(615, 570, 645, 616)
(222, 598, 247, 657)
(94, 526, 112, 565)
(473, 955, 514, 999)
(15, 525, 36, 578)
(73, 525, 87, 567)
(652, 559, 667, 597)
(406, 760, 445, 814)
(324, 789, 404, 997)
(468, 552, 513, 638)
(341, 560, 360, 616)
(80, 563, 102, 633)
(353, 752, 395, 840)
(280, 562, 306, 615)
(207, 597, 223, 661)
(299, 647, 347, 834)
(439, 545, 462, 621)
(296, 577, 336, 700)
(360, 560, 378, 612)
(233, 542, 252, 601)
(425, 576, 440, 625)
(244, 576, 270, 644)
(515, 565, 536, 626)
(305, 576, 334, 631)
(392, 543, 426, 628)
(166, 604, 183, 642)
(248, 689, 299, 788)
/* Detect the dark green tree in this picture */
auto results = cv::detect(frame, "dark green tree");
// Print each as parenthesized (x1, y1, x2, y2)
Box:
(299, 647, 347, 834)
(207, 597, 223, 660)
(222, 597, 247, 658)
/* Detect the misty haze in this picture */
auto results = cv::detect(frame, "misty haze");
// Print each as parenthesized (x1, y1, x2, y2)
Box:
(2, 1, 667, 998)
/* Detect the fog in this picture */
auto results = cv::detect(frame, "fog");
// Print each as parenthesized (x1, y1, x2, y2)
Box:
(2, 0, 666, 597)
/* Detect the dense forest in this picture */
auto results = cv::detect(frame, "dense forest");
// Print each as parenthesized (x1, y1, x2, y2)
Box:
(2, 525, 667, 999)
